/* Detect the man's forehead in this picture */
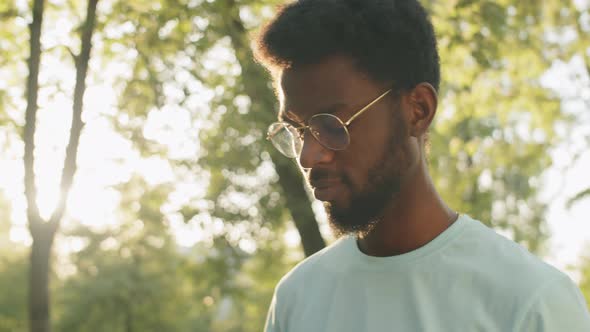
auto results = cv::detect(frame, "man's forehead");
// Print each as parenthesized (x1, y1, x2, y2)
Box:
(278, 58, 352, 98)
(279, 80, 347, 119)
(278, 68, 347, 120)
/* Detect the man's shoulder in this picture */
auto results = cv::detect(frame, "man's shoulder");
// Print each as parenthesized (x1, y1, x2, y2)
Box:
(460, 217, 590, 328)
(458, 215, 569, 291)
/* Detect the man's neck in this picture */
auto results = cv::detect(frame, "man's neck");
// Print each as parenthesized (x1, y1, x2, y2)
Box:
(356, 162, 456, 257)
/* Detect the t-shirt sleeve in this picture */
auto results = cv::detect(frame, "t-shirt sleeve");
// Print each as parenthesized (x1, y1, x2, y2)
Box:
(264, 287, 282, 332)
(516, 274, 590, 331)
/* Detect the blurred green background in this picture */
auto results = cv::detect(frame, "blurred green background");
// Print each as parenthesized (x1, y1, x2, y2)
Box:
(1, 0, 589, 331)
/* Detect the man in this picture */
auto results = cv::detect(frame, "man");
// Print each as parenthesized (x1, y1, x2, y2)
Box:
(253, 0, 590, 331)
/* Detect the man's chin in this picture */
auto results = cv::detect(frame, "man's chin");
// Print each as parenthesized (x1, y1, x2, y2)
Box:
(324, 202, 380, 237)
(322, 179, 400, 237)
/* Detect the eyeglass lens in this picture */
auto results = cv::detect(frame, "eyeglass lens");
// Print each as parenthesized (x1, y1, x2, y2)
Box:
(308, 114, 349, 150)
(268, 114, 349, 158)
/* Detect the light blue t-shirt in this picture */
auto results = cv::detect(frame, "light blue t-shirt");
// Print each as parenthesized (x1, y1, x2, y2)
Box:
(265, 215, 590, 331)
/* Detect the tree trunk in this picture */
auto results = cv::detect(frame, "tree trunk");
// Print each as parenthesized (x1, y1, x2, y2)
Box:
(24, 0, 98, 331)
(221, 1, 326, 256)
(28, 222, 54, 332)
(274, 161, 326, 256)
(24, 0, 48, 330)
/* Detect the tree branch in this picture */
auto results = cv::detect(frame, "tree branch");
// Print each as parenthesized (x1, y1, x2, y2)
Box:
(24, 0, 46, 235)
(41, 45, 77, 63)
(136, 49, 164, 109)
(567, 188, 590, 209)
(49, 0, 99, 231)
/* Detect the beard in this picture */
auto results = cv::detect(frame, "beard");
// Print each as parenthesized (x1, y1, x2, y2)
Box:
(324, 113, 410, 237)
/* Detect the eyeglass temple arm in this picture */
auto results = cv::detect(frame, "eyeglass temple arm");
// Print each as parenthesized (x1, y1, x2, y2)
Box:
(344, 89, 392, 126)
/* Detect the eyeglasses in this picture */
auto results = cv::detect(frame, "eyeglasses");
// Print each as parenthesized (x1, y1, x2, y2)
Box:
(267, 88, 392, 158)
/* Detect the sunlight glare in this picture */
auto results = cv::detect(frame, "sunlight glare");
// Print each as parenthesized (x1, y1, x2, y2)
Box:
(9, 226, 32, 246)
(168, 212, 204, 247)
(34, 92, 72, 220)
(284, 227, 300, 248)
(139, 157, 174, 187)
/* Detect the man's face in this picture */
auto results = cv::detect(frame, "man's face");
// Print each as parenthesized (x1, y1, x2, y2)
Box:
(279, 56, 417, 236)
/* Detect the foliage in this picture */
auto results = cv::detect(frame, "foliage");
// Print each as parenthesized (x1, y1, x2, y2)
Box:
(0, 194, 28, 332)
(51, 175, 295, 331)
(55, 177, 199, 331)
(0, 0, 26, 127)
(578, 253, 590, 308)
(425, 0, 590, 253)
(0, 251, 28, 332)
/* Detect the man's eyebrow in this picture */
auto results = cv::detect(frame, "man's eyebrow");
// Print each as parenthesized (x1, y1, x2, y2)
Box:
(279, 103, 349, 123)
(317, 103, 349, 115)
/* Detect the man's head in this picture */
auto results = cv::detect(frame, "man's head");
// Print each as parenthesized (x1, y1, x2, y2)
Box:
(254, 0, 440, 236)
(254, 0, 440, 92)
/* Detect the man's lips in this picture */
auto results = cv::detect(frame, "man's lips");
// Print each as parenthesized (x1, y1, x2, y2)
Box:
(309, 178, 344, 201)
(309, 178, 341, 189)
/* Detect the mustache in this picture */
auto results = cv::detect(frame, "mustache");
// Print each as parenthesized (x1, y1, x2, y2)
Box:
(308, 169, 340, 182)
(307, 168, 353, 188)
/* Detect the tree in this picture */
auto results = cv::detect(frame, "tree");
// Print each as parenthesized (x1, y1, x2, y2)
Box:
(22, 0, 98, 330)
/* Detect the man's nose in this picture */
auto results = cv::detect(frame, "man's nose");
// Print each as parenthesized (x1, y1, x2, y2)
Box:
(298, 130, 335, 169)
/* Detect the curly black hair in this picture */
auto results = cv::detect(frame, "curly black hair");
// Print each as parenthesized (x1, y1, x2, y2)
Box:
(253, 0, 440, 92)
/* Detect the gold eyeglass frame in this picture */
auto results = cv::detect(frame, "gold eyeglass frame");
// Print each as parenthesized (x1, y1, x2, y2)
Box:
(267, 88, 393, 157)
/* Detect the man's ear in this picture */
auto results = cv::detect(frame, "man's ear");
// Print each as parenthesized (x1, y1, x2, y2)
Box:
(407, 83, 438, 138)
